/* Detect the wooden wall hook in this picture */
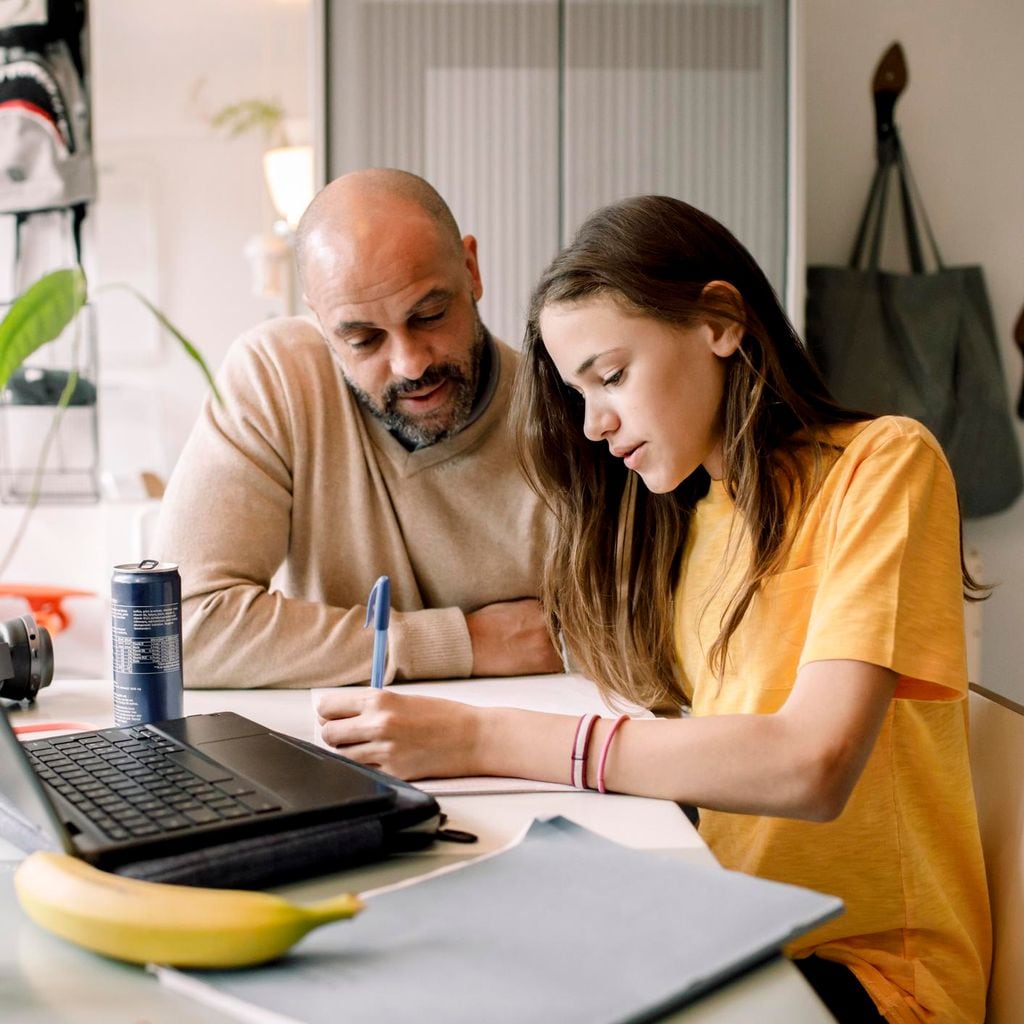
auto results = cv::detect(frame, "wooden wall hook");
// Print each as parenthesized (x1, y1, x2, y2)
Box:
(873, 42, 908, 151)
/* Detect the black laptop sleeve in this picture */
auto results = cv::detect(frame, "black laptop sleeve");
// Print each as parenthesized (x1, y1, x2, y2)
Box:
(114, 741, 442, 889)
(2, 725, 442, 891)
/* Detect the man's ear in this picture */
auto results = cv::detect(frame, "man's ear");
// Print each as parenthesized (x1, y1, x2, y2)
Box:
(462, 235, 484, 302)
(701, 280, 744, 357)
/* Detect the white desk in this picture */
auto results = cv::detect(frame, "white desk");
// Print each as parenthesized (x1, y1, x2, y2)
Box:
(1, 679, 833, 1023)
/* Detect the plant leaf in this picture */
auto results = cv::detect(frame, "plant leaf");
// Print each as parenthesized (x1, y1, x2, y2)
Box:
(102, 283, 222, 404)
(0, 268, 87, 391)
(210, 98, 285, 144)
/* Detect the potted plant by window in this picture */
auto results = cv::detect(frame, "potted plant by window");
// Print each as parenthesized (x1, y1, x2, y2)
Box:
(0, 267, 219, 512)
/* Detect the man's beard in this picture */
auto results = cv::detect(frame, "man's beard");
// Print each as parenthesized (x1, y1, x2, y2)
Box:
(346, 311, 487, 447)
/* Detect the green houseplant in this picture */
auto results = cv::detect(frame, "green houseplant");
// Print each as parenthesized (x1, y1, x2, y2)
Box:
(0, 267, 219, 399)
(0, 267, 220, 572)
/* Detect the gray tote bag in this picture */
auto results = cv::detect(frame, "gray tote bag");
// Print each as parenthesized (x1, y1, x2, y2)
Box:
(806, 144, 1023, 518)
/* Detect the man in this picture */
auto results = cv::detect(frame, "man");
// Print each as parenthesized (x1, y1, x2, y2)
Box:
(156, 169, 560, 688)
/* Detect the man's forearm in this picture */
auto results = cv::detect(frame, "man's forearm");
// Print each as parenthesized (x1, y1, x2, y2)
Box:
(180, 585, 473, 689)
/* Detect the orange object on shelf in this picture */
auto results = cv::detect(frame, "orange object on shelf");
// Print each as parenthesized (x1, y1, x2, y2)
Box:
(0, 584, 96, 635)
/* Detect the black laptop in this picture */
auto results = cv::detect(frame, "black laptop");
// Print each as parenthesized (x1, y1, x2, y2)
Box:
(0, 709, 440, 888)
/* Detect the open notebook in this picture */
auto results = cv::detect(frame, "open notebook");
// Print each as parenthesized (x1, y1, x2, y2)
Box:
(311, 674, 653, 795)
(156, 816, 843, 1024)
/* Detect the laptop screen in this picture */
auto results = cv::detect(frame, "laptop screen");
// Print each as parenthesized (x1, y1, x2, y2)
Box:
(0, 708, 73, 852)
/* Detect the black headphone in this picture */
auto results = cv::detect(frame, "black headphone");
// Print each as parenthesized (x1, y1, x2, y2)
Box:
(0, 614, 54, 702)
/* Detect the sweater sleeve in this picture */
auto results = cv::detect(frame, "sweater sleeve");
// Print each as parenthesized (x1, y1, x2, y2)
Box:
(155, 324, 474, 689)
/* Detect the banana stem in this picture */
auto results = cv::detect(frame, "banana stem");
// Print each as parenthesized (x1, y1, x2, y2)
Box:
(305, 893, 364, 923)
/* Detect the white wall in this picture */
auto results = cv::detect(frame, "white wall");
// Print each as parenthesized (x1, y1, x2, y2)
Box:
(802, 0, 1024, 704)
(89, 0, 311, 487)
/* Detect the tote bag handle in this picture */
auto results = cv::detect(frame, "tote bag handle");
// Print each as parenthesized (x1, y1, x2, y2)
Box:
(849, 130, 944, 273)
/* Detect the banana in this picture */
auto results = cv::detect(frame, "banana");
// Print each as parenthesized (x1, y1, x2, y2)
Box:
(14, 851, 363, 968)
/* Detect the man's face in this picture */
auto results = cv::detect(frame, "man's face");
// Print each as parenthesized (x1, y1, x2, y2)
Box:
(304, 214, 487, 447)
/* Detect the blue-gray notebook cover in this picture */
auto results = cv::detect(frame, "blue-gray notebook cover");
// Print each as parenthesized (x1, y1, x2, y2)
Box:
(159, 816, 843, 1024)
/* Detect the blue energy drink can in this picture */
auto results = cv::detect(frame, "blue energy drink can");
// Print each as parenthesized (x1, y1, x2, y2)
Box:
(111, 560, 184, 726)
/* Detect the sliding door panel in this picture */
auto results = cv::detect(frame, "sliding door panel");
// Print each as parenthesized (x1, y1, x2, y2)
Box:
(563, 0, 788, 293)
(322, 0, 789, 339)
(325, 1, 560, 346)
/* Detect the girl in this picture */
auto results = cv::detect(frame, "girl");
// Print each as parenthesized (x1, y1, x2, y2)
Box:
(318, 196, 991, 1024)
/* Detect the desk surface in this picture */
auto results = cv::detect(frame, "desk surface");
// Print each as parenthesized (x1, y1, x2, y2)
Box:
(1, 678, 832, 1024)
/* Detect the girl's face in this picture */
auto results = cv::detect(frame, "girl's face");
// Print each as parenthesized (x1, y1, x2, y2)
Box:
(539, 294, 741, 492)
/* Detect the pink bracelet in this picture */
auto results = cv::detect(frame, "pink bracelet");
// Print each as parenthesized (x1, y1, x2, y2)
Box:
(597, 714, 630, 794)
(570, 713, 599, 789)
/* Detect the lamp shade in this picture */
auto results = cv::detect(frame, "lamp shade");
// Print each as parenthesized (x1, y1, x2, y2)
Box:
(262, 145, 314, 230)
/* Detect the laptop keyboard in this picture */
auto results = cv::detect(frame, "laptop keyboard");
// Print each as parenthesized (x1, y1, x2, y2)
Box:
(24, 726, 282, 843)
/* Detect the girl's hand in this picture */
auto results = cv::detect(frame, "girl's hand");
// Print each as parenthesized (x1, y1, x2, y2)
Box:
(316, 689, 480, 780)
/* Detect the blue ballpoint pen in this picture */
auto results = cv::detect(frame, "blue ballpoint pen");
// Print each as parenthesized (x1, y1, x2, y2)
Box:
(365, 575, 390, 689)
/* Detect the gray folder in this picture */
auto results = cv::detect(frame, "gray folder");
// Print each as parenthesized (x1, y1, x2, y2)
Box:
(161, 816, 843, 1024)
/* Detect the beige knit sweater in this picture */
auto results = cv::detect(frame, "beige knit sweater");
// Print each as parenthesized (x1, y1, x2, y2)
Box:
(155, 317, 551, 689)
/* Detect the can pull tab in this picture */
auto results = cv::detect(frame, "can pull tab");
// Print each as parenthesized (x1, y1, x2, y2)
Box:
(137, 559, 160, 570)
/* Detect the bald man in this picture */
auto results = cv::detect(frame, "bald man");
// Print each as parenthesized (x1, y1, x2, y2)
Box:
(156, 170, 560, 689)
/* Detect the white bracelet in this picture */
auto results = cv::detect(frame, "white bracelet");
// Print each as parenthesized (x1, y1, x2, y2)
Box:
(570, 713, 599, 789)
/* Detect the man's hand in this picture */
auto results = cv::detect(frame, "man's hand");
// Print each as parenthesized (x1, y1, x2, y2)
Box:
(465, 598, 563, 677)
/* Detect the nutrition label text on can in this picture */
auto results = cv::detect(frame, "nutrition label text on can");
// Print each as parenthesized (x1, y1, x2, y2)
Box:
(111, 602, 182, 674)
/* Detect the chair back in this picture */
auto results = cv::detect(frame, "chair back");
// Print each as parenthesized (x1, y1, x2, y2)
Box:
(968, 684, 1024, 1024)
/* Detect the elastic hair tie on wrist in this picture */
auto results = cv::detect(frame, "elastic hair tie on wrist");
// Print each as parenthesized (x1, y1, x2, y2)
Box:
(597, 714, 630, 794)
(570, 713, 599, 789)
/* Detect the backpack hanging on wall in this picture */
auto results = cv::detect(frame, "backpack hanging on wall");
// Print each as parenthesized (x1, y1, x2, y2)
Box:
(805, 43, 1023, 519)
(0, 0, 95, 265)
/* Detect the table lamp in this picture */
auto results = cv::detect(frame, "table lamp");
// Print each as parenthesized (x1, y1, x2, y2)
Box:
(263, 144, 314, 233)
(245, 145, 314, 315)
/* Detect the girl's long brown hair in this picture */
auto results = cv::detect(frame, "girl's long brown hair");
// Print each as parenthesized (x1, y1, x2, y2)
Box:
(513, 196, 984, 710)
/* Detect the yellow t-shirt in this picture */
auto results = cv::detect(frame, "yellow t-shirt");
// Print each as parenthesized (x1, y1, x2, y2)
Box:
(674, 417, 991, 1024)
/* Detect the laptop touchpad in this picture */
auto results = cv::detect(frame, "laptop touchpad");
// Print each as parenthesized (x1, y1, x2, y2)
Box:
(195, 734, 393, 811)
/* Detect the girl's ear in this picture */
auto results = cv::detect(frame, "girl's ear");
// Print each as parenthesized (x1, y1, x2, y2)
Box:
(700, 280, 744, 357)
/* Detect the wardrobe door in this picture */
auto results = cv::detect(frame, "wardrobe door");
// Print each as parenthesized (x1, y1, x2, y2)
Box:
(321, 0, 792, 340)
(562, 0, 790, 294)
(322, 0, 561, 347)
